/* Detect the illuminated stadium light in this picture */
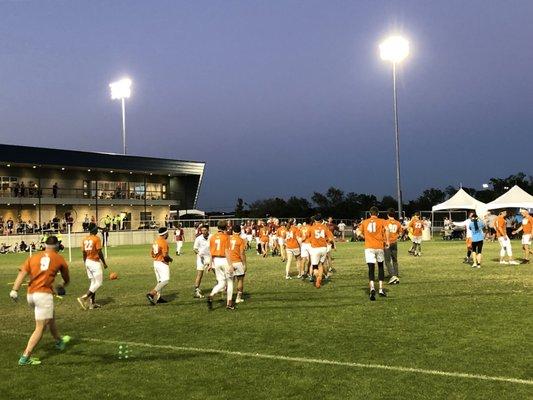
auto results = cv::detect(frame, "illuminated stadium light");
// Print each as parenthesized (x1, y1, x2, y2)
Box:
(482, 183, 489, 189)
(379, 34, 410, 219)
(109, 78, 132, 100)
(109, 77, 132, 155)
(379, 36, 409, 63)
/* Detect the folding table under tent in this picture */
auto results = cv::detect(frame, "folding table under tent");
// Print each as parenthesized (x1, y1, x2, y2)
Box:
(485, 185, 533, 210)
(431, 188, 488, 237)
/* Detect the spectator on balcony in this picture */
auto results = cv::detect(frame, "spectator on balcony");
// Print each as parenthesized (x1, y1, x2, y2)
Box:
(82, 214, 90, 231)
(53, 182, 59, 198)
(7, 218, 14, 235)
(104, 215, 112, 231)
(19, 182, 25, 197)
(13, 183, 20, 197)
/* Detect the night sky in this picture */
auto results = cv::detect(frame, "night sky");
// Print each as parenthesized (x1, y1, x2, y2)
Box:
(1, 1, 532, 210)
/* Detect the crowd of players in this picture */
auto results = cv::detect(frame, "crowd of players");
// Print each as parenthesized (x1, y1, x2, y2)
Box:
(7, 207, 532, 365)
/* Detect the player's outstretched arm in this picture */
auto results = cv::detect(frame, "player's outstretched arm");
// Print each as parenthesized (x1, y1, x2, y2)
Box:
(10, 269, 28, 301)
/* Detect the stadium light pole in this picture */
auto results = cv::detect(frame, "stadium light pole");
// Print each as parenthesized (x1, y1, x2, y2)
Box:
(109, 78, 132, 155)
(379, 35, 409, 219)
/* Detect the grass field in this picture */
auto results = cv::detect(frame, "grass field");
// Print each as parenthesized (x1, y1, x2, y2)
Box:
(0, 239, 531, 400)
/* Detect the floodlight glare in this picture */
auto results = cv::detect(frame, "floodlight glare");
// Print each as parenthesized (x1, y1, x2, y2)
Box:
(379, 36, 409, 63)
(109, 78, 132, 100)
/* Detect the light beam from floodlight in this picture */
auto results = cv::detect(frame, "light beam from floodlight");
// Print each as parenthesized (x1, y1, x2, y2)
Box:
(109, 78, 132, 155)
(379, 35, 409, 219)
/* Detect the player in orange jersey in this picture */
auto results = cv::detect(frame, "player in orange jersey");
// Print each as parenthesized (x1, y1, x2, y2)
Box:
(408, 212, 425, 256)
(299, 219, 312, 277)
(359, 207, 390, 301)
(384, 209, 403, 284)
(9, 236, 71, 365)
(284, 218, 302, 279)
(276, 221, 288, 262)
(307, 214, 334, 288)
(258, 221, 270, 258)
(512, 209, 533, 264)
(77, 224, 109, 310)
(229, 225, 247, 303)
(495, 210, 519, 265)
(147, 227, 173, 305)
(208, 220, 235, 310)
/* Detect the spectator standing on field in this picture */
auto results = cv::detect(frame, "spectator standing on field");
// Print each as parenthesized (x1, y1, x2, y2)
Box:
(175, 224, 184, 255)
(338, 221, 346, 240)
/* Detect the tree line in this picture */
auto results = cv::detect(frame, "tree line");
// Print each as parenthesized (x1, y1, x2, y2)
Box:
(234, 172, 533, 219)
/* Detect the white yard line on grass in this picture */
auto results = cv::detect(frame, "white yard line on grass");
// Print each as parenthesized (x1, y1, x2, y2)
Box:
(2, 329, 528, 386)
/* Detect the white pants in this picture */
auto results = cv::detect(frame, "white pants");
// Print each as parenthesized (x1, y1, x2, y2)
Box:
(310, 247, 327, 265)
(154, 261, 170, 282)
(196, 255, 212, 271)
(365, 248, 385, 264)
(27, 292, 54, 320)
(210, 257, 234, 300)
(176, 241, 183, 254)
(85, 259, 103, 293)
(498, 237, 513, 257)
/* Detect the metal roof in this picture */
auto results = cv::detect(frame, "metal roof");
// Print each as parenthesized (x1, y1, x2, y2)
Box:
(0, 143, 205, 175)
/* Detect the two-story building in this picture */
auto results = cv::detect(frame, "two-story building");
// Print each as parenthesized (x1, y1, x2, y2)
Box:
(0, 144, 205, 233)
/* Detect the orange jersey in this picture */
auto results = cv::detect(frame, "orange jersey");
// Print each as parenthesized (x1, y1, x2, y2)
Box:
(285, 226, 301, 249)
(360, 216, 387, 249)
(82, 235, 102, 261)
(229, 234, 245, 262)
(409, 218, 424, 236)
(300, 225, 311, 244)
(210, 231, 230, 257)
(521, 215, 533, 234)
(276, 226, 288, 240)
(151, 236, 169, 263)
(495, 215, 507, 237)
(259, 227, 269, 243)
(21, 250, 68, 294)
(307, 222, 334, 248)
(386, 219, 403, 243)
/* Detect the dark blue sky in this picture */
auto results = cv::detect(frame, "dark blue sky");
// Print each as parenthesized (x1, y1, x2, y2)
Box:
(1, 1, 532, 210)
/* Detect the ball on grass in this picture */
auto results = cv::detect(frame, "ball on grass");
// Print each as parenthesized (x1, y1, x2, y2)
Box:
(109, 272, 118, 280)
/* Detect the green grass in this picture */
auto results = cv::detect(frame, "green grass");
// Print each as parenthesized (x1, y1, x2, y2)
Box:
(0, 240, 531, 400)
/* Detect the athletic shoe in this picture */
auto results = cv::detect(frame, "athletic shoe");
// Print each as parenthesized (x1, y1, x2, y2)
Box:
(369, 289, 376, 301)
(471, 264, 478, 268)
(77, 296, 88, 310)
(18, 356, 41, 366)
(285, 276, 292, 280)
(194, 290, 205, 299)
(207, 296, 213, 310)
(388, 276, 399, 285)
(499, 260, 509, 265)
(156, 298, 168, 304)
(379, 290, 387, 297)
(309, 276, 314, 283)
(226, 304, 235, 310)
(55, 335, 71, 351)
(296, 274, 302, 279)
(235, 297, 244, 304)
(146, 293, 156, 305)
(521, 259, 530, 264)
(509, 260, 519, 265)
(90, 303, 102, 309)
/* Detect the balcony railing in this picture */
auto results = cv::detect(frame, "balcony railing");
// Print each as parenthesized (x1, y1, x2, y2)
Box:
(0, 187, 177, 201)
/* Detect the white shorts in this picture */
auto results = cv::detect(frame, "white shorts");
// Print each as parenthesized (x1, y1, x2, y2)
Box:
(365, 248, 385, 264)
(278, 238, 285, 246)
(269, 235, 277, 247)
(412, 236, 422, 244)
(27, 292, 54, 320)
(310, 247, 327, 265)
(196, 255, 212, 271)
(233, 261, 246, 277)
(213, 257, 232, 280)
(240, 232, 247, 240)
(153, 261, 170, 282)
(286, 247, 301, 257)
(521, 234, 531, 245)
(246, 234, 253, 242)
(85, 259, 103, 279)
(498, 236, 511, 248)
(301, 243, 311, 258)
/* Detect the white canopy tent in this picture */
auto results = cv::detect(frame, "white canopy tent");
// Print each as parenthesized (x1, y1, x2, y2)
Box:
(432, 188, 488, 216)
(485, 185, 533, 210)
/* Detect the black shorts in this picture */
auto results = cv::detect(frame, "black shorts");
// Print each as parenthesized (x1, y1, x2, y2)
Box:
(472, 241, 483, 253)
